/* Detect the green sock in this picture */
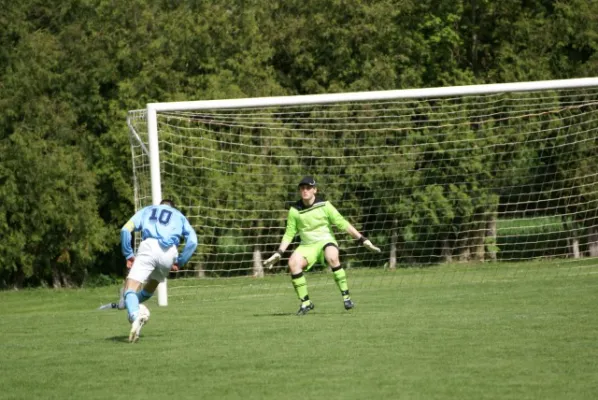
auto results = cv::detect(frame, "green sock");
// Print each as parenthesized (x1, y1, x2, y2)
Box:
(332, 266, 350, 299)
(291, 272, 310, 303)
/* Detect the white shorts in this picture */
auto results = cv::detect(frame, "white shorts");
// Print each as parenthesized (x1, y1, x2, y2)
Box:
(127, 238, 178, 283)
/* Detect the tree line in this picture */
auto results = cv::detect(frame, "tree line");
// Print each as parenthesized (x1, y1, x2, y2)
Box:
(1, 0, 597, 287)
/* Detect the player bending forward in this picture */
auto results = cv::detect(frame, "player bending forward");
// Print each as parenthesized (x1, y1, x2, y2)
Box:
(120, 199, 197, 342)
(263, 176, 381, 315)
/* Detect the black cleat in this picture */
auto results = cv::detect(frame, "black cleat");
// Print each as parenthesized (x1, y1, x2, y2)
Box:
(343, 298, 355, 310)
(296, 302, 315, 316)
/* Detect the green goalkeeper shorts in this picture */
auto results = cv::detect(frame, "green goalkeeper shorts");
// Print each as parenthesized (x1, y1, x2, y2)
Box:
(295, 240, 338, 271)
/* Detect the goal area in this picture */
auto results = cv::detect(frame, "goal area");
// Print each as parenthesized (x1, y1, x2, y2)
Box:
(127, 78, 598, 305)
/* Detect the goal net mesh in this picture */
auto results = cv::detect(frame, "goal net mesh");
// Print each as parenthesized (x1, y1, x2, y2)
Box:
(127, 85, 598, 292)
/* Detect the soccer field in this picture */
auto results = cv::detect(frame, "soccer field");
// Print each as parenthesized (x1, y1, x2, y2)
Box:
(1, 261, 598, 400)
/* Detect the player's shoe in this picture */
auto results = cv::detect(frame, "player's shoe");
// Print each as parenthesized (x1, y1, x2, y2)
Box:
(97, 286, 127, 311)
(98, 302, 119, 310)
(128, 314, 148, 343)
(296, 301, 315, 316)
(343, 298, 355, 310)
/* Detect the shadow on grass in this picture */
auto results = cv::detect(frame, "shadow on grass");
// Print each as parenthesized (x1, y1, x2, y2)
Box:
(252, 312, 296, 317)
(252, 311, 346, 317)
(105, 335, 130, 343)
(105, 332, 165, 343)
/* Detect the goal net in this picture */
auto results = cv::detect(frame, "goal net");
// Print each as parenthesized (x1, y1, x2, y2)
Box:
(127, 78, 598, 304)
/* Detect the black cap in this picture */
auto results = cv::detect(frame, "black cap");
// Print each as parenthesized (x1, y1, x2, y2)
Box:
(298, 176, 316, 187)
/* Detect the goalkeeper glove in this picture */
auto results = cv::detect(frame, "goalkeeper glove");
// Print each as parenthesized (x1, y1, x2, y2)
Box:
(263, 250, 283, 269)
(358, 236, 381, 253)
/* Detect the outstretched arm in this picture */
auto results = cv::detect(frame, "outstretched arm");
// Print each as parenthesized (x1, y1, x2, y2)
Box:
(326, 202, 381, 253)
(263, 241, 292, 269)
(345, 224, 362, 241)
(345, 224, 381, 253)
(263, 209, 297, 268)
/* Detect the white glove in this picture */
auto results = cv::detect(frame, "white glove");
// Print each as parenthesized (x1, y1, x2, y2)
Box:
(263, 252, 282, 269)
(363, 239, 381, 253)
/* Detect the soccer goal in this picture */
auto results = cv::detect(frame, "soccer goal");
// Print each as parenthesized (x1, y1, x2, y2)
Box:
(127, 77, 598, 306)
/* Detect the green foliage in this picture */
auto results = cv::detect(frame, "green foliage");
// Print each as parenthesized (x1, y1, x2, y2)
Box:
(0, 134, 108, 287)
(1, 0, 597, 286)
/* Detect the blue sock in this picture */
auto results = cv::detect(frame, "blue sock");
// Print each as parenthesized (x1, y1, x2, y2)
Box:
(137, 289, 153, 304)
(124, 289, 139, 322)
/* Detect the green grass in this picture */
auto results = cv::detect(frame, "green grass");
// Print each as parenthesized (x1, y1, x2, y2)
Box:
(495, 217, 571, 260)
(1, 260, 598, 400)
(497, 216, 564, 234)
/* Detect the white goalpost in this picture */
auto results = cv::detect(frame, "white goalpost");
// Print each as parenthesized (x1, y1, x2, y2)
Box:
(127, 77, 598, 306)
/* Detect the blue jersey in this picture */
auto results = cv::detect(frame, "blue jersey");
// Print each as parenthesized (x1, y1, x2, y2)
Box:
(121, 204, 198, 266)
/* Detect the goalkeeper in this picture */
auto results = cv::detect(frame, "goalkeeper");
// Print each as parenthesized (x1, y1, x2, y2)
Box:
(264, 176, 381, 315)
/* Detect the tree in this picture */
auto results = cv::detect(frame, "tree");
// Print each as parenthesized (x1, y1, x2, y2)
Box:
(0, 133, 108, 287)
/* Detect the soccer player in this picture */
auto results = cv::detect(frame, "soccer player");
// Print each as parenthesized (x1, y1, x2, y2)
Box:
(263, 176, 381, 315)
(120, 199, 197, 342)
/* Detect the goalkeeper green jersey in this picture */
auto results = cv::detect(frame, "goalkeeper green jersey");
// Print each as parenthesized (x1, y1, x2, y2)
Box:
(282, 197, 350, 246)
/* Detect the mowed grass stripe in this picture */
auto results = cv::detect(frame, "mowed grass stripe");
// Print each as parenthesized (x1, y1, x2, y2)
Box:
(0, 261, 597, 400)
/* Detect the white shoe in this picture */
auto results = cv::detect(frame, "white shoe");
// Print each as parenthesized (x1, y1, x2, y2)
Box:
(128, 314, 148, 343)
